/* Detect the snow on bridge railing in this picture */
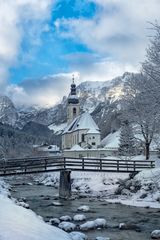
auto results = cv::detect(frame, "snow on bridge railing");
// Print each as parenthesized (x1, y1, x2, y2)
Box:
(0, 156, 155, 176)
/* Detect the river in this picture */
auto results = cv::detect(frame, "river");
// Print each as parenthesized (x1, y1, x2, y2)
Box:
(5, 175, 160, 240)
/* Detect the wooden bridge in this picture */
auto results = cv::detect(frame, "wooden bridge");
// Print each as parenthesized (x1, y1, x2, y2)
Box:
(0, 156, 155, 176)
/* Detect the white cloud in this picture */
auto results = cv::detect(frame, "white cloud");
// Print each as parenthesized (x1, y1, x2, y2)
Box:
(63, 52, 139, 81)
(0, 0, 54, 89)
(6, 60, 138, 108)
(55, 0, 160, 65)
(6, 72, 78, 107)
(1, 0, 160, 107)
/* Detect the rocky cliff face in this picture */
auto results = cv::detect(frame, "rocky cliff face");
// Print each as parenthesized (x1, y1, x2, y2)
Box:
(0, 96, 18, 126)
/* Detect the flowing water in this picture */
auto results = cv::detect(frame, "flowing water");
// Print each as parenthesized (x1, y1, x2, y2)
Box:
(5, 175, 160, 240)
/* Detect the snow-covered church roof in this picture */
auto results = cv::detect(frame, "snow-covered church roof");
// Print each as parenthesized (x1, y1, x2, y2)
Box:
(63, 112, 100, 134)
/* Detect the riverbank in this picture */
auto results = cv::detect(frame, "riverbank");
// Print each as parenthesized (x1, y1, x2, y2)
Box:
(36, 169, 160, 208)
(5, 174, 160, 240)
(0, 179, 71, 240)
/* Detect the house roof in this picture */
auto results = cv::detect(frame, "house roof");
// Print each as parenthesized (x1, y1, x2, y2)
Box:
(70, 144, 84, 151)
(63, 112, 100, 134)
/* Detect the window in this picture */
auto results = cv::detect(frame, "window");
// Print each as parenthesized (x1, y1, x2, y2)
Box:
(92, 136, 95, 139)
(73, 108, 76, 115)
(81, 134, 85, 142)
(92, 142, 96, 145)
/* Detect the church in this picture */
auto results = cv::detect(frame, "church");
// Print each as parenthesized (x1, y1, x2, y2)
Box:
(62, 77, 101, 150)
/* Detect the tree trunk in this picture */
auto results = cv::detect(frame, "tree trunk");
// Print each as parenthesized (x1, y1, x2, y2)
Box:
(145, 142, 150, 160)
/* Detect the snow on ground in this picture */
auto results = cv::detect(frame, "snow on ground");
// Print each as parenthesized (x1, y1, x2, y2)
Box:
(0, 180, 71, 240)
(107, 168, 160, 208)
(48, 122, 67, 134)
(38, 171, 129, 197)
(101, 130, 120, 148)
(37, 167, 160, 208)
(101, 129, 160, 152)
(0, 179, 10, 198)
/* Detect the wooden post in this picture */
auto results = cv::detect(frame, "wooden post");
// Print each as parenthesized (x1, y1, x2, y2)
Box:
(59, 169, 71, 199)
(64, 157, 66, 169)
(82, 158, 84, 170)
(45, 159, 47, 170)
(133, 161, 136, 172)
(117, 160, 119, 172)
(100, 159, 102, 170)
(3, 159, 6, 174)
(151, 161, 154, 168)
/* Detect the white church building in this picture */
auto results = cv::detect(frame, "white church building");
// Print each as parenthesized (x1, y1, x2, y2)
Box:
(62, 78, 101, 151)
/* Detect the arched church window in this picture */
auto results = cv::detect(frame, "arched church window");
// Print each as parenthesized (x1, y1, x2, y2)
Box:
(73, 107, 76, 115)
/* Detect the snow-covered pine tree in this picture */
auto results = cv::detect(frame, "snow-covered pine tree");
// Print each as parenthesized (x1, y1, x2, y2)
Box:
(118, 121, 136, 158)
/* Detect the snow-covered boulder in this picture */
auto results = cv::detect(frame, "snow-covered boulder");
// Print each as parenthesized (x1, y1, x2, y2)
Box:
(94, 218, 107, 228)
(96, 237, 110, 240)
(49, 218, 60, 225)
(52, 201, 63, 206)
(60, 215, 72, 221)
(58, 221, 76, 231)
(69, 231, 88, 240)
(77, 205, 90, 212)
(151, 230, 160, 239)
(16, 201, 29, 209)
(119, 223, 140, 231)
(73, 214, 86, 221)
(80, 221, 96, 231)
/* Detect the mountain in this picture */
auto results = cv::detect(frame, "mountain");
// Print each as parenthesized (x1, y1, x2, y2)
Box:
(0, 72, 133, 140)
(0, 96, 18, 126)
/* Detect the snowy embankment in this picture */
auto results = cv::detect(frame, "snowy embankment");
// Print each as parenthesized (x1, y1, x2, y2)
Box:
(38, 171, 129, 197)
(38, 166, 160, 208)
(107, 168, 160, 208)
(0, 179, 71, 240)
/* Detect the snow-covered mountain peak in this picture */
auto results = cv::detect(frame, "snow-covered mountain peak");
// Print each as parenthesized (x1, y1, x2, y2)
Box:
(0, 95, 18, 126)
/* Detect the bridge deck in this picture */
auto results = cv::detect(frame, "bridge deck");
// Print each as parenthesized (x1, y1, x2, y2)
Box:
(0, 157, 155, 176)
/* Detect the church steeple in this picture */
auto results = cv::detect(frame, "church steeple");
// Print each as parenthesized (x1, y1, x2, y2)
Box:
(70, 75, 76, 95)
(67, 74, 80, 124)
(68, 74, 79, 104)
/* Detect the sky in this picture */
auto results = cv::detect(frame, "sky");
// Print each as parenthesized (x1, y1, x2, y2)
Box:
(1, 0, 160, 107)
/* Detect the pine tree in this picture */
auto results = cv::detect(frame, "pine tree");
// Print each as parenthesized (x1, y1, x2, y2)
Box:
(118, 121, 136, 157)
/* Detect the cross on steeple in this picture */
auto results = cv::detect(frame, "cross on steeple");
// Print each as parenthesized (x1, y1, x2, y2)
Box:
(72, 74, 75, 84)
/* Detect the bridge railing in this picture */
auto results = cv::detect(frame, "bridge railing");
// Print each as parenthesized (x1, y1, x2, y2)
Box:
(0, 157, 64, 176)
(0, 157, 155, 176)
(64, 157, 155, 172)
